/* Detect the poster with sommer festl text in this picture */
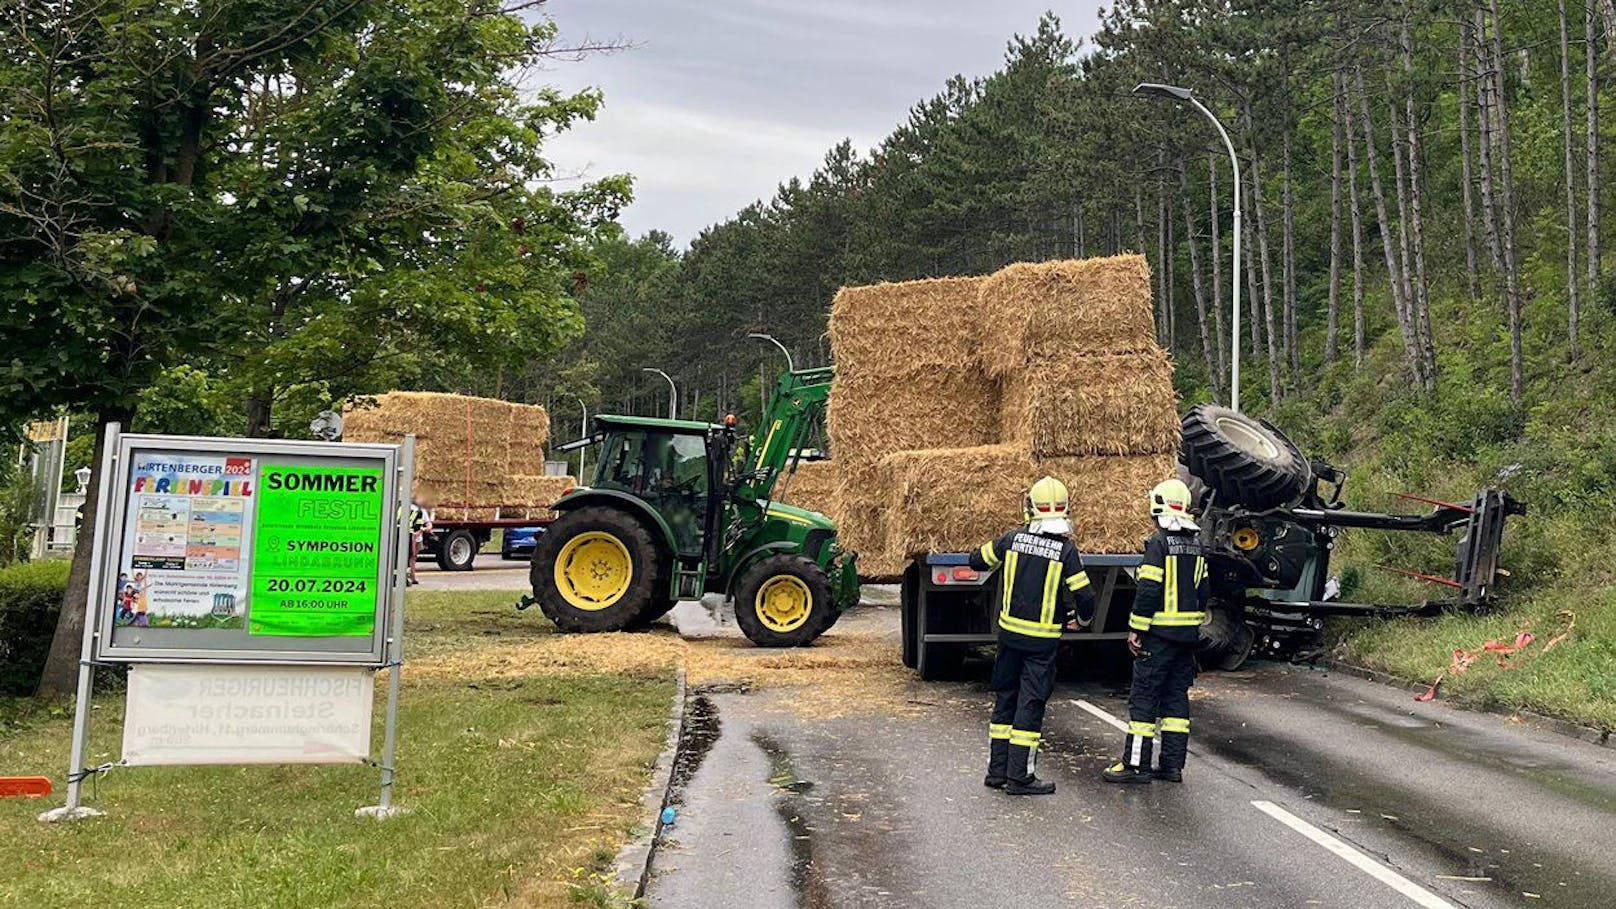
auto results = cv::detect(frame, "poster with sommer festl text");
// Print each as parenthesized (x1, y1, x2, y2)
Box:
(249, 465, 386, 637)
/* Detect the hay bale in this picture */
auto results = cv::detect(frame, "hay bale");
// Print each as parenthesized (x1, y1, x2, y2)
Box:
(343, 392, 552, 507)
(827, 370, 999, 465)
(979, 255, 1157, 375)
(999, 350, 1180, 457)
(775, 461, 840, 517)
(882, 444, 1174, 557)
(498, 475, 576, 510)
(828, 276, 987, 375)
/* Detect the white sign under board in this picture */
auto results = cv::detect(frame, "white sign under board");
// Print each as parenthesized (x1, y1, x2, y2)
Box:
(121, 664, 374, 766)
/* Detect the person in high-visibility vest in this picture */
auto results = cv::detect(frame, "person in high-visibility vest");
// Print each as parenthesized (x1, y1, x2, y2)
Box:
(1104, 478, 1208, 784)
(407, 497, 433, 585)
(968, 476, 1096, 795)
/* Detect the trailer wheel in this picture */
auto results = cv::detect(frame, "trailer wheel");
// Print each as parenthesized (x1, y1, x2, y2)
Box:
(437, 529, 480, 572)
(532, 507, 667, 633)
(734, 555, 832, 647)
(1180, 405, 1310, 511)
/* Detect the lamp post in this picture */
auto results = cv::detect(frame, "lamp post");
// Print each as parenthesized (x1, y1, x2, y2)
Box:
(575, 396, 589, 482)
(746, 332, 795, 373)
(1134, 82, 1243, 412)
(747, 333, 794, 425)
(642, 368, 678, 419)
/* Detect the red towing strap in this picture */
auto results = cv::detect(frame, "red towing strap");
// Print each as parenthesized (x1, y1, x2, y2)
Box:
(1415, 611, 1577, 702)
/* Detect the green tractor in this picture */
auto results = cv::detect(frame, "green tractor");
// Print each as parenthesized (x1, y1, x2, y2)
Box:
(523, 368, 859, 646)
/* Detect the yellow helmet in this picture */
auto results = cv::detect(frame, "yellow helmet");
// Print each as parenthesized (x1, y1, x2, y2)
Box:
(1025, 475, 1070, 524)
(1149, 478, 1197, 530)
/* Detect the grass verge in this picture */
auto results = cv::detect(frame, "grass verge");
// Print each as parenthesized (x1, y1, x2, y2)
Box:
(0, 588, 673, 909)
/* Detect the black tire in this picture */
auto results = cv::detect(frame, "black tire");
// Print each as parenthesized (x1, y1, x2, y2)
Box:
(1180, 405, 1311, 511)
(531, 507, 668, 633)
(733, 555, 833, 647)
(1198, 606, 1256, 672)
(437, 529, 479, 572)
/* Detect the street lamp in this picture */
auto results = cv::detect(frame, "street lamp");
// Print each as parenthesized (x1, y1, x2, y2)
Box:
(641, 368, 678, 419)
(1134, 82, 1243, 412)
(574, 396, 589, 482)
(747, 332, 795, 373)
(73, 466, 91, 494)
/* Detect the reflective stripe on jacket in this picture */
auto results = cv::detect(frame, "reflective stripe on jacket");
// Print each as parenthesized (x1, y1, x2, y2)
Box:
(970, 529, 1095, 644)
(1130, 529, 1209, 642)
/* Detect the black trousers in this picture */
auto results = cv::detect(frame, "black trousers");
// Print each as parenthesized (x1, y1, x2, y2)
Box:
(1121, 633, 1197, 770)
(988, 638, 1058, 781)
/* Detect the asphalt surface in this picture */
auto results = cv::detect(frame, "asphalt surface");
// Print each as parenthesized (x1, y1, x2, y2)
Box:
(646, 607, 1616, 909)
(413, 553, 531, 590)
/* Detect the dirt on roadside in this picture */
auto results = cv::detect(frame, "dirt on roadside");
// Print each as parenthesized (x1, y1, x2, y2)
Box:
(408, 607, 930, 719)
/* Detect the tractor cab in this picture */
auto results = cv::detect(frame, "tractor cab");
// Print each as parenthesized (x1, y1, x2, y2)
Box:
(588, 415, 720, 560)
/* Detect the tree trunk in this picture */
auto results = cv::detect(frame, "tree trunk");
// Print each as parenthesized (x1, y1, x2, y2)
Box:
(1561, 0, 1583, 358)
(1473, 7, 1507, 276)
(1585, 0, 1602, 358)
(1281, 127, 1301, 382)
(1344, 81, 1369, 366)
(1401, 15, 1438, 385)
(245, 389, 275, 438)
(1327, 68, 1345, 365)
(1458, 9, 1481, 300)
(1487, 0, 1526, 402)
(1243, 176, 1263, 363)
(1387, 95, 1425, 386)
(1251, 160, 1283, 406)
(1182, 164, 1223, 403)
(1209, 153, 1229, 381)
(1355, 65, 1426, 388)
(37, 410, 134, 696)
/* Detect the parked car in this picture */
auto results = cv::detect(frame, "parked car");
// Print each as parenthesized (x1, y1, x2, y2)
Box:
(501, 526, 544, 560)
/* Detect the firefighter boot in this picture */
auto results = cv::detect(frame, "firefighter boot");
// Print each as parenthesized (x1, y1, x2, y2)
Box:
(984, 732, 1009, 788)
(1152, 767, 1183, 783)
(1102, 723, 1155, 784)
(1005, 736, 1055, 795)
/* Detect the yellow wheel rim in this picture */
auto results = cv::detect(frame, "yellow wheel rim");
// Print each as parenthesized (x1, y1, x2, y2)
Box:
(554, 531, 633, 610)
(755, 575, 813, 633)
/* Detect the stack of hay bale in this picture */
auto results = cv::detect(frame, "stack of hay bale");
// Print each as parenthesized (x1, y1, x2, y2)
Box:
(775, 459, 842, 517)
(824, 254, 1180, 578)
(343, 392, 574, 521)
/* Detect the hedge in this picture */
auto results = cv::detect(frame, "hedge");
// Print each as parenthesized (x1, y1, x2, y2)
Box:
(0, 559, 71, 696)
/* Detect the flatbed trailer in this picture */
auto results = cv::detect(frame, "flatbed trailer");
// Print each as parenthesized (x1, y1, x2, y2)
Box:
(900, 551, 1145, 680)
(423, 515, 555, 571)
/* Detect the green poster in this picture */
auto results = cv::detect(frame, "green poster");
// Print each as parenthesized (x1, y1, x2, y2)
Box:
(249, 464, 386, 637)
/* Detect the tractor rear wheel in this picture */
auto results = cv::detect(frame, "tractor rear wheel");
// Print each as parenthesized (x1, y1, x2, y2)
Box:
(734, 555, 833, 647)
(1180, 405, 1310, 511)
(532, 507, 667, 633)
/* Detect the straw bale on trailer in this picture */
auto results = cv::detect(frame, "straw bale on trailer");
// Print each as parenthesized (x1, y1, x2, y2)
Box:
(978, 255, 1157, 375)
(998, 350, 1180, 457)
(881, 445, 1173, 558)
(343, 392, 553, 518)
(827, 370, 999, 464)
(827, 277, 987, 375)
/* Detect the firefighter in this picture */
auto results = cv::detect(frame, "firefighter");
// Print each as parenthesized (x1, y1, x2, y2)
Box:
(1103, 478, 1208, 784)
(968, 476, 1097, 796)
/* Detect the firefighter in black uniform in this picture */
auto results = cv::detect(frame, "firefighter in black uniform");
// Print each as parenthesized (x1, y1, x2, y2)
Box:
(968, 476, 1096, 796)
(1104, 478, 1208, 784)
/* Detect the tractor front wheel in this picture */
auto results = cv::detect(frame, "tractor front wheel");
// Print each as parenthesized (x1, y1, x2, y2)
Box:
(734, 555, 833, 647)
(532, 507, 667, 633)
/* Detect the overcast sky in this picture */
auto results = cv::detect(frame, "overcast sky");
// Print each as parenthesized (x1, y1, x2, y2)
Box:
(540, 0, 1106, 245)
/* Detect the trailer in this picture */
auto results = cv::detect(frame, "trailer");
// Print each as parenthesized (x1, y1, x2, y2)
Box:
(897, 406, 1525, 677)
(422, 515, 554, 572)
(902, 552, 1143, 679)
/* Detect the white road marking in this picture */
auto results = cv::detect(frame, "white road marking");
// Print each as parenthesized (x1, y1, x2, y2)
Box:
(1252, 800, 1457, 909)
(1071, 697, 1457, 909)
(1072, 699, 1129, 732)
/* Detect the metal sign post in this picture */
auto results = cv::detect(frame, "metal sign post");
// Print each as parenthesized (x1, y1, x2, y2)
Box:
(357, 435, 413, 819)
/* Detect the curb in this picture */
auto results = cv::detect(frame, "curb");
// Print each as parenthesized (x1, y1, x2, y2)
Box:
(613, 668, 688, 900)
(1322, 659, 1611, 749)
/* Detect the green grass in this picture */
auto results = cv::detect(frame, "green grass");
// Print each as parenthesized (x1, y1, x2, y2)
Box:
(0, 589, 672, 909)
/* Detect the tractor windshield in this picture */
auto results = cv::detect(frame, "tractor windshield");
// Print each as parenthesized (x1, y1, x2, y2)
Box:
(596, 429, 710, 556)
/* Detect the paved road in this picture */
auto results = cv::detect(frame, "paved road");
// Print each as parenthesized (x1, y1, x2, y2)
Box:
(647, 607, 1616, 909)
(414, 553, 530, 590)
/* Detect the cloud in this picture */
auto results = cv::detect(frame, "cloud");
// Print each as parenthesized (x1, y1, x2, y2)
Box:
(540, 0, 1104, 243)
